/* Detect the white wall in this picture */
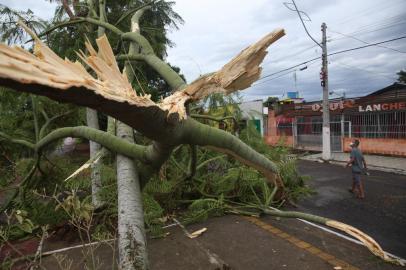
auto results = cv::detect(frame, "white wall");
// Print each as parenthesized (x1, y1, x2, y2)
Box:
(239, 100, 264, 135)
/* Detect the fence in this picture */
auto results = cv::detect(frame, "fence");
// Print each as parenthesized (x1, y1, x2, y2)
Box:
(275, 111, 406, 151)
(345, 111, 406, 139)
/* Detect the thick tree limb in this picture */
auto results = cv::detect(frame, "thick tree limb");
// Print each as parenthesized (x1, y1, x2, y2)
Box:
(191, 114, 236, 122)
(36, 126, 146, 161)
(118, 51, 186, 90)
(181, 119, 283, 187)
(114, 1, 155, 26)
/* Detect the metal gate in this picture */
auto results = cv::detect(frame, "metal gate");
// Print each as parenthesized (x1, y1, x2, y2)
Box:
(293, 121, 351, 152)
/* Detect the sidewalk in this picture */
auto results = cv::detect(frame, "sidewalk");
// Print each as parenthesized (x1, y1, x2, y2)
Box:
(36, 215, 404, 270)
(300, 153, 406, 175)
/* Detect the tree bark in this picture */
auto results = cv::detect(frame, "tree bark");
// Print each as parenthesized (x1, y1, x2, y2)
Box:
(87, 0, 107, 208)
(86, 108, 103, 207)
(115, 6, 151, 269)
(116, 121, 148, 270)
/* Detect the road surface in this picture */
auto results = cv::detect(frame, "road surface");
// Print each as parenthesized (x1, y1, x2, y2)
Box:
(297, 160, 406, 258)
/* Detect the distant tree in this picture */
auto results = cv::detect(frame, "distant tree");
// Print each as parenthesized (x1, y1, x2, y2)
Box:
(263, 96, 279, 107)
(0, 4, 47, 44)
(397, 70, 406, 83)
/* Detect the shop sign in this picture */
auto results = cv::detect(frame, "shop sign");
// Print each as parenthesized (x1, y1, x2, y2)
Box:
(311, 100, 355, 112)
(358, 102, 406, 112)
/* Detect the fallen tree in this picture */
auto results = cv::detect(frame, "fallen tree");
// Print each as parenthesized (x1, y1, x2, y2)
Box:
(0, 12, 285, 267)
(0, 8, 403, 268)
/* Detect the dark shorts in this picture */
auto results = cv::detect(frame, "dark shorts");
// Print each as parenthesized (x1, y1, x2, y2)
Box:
(352, 172, 361, 185)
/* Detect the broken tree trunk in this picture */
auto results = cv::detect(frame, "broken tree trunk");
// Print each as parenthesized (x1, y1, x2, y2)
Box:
(0, 25, 285, 188)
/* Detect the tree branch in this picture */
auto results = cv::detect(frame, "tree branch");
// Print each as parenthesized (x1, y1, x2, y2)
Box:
(121, 32, 154, 54)
(0, 131, 35, 149)
(181, 119, 283, 187)
(36, 17, 122, 41)
(116, 53, 145, 61)
(144, 54, 186, 90)
(31, 95, 40, 143)
(261, 208, 403, 265)
(38, 110, 74, 139)
(114, 1, 155, 26)
(184, 145, 197, 181)
(0, 154, 39, 213)
(62, 0, 75, 19)
(37, 17, 186, 91)
(36, 126, 147, 161)
(98, 0, 107, 36)
(40, 109, 49, 121)
(190, 114, 236, 122)
(117, 53, 186, 90)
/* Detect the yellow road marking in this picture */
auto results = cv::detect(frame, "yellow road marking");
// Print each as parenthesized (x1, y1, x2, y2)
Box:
(244, 217, 360, 270)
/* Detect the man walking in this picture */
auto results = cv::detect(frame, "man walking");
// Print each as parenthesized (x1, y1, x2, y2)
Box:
(346, 139, 367, 199)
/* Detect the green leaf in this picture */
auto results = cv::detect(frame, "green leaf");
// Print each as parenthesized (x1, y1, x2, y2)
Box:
(18, 222, 33, 233)
(15, 214, 23, 224)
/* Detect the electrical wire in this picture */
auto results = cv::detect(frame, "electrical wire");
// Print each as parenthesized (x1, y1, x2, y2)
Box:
(330, 16, 406, 41)
(253, 61, 319, 87)
(288, 0, 322, 48)
(253, 69, 297, 86)
(257, 35, 406, 82)
(332, 62, 395, 80)
(259, 56, 320, 81)
(329, 29, 405, 54)
(334, 0, 404, 26)
(268, 44, 318, 64)
(328, 35, 406, 57)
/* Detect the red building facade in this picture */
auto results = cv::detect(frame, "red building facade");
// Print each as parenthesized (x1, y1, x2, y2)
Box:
(266, 83, 406, 157)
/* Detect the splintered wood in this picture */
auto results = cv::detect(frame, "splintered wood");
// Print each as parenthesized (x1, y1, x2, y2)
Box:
(0, 22, 284, 120)
(160, 29, 285, 117)
(326, 220, 405, 265)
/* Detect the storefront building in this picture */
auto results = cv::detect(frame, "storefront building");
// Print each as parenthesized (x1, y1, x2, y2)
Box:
(265, 83, 406, 156)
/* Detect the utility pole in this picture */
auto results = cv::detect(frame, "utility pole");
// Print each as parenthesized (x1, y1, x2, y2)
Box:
(321, 22, 331, 160)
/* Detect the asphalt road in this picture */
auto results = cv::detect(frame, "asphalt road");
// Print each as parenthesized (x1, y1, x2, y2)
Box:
(296, 160, 406, 258)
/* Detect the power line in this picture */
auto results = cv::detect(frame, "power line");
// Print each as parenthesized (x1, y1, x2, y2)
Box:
(329, 29, 405, 53)
(257, 35, 406, 82)
(253, 61, 319, 87)
(332, 62, 395, 80)
(253, 69, 297, 86)
(334, 0, 404, 26)
(259, 56, 320, 81)
(330, 18, 406, 41)
(285, 0, 322, 48)
(328, 35, 406, 56)
(267, 44, 318, 64)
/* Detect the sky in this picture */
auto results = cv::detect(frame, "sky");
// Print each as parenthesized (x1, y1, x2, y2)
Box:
(1, 0, 406, 102)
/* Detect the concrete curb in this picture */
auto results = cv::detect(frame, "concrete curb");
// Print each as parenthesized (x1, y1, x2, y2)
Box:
(299, 156, 406, 176)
